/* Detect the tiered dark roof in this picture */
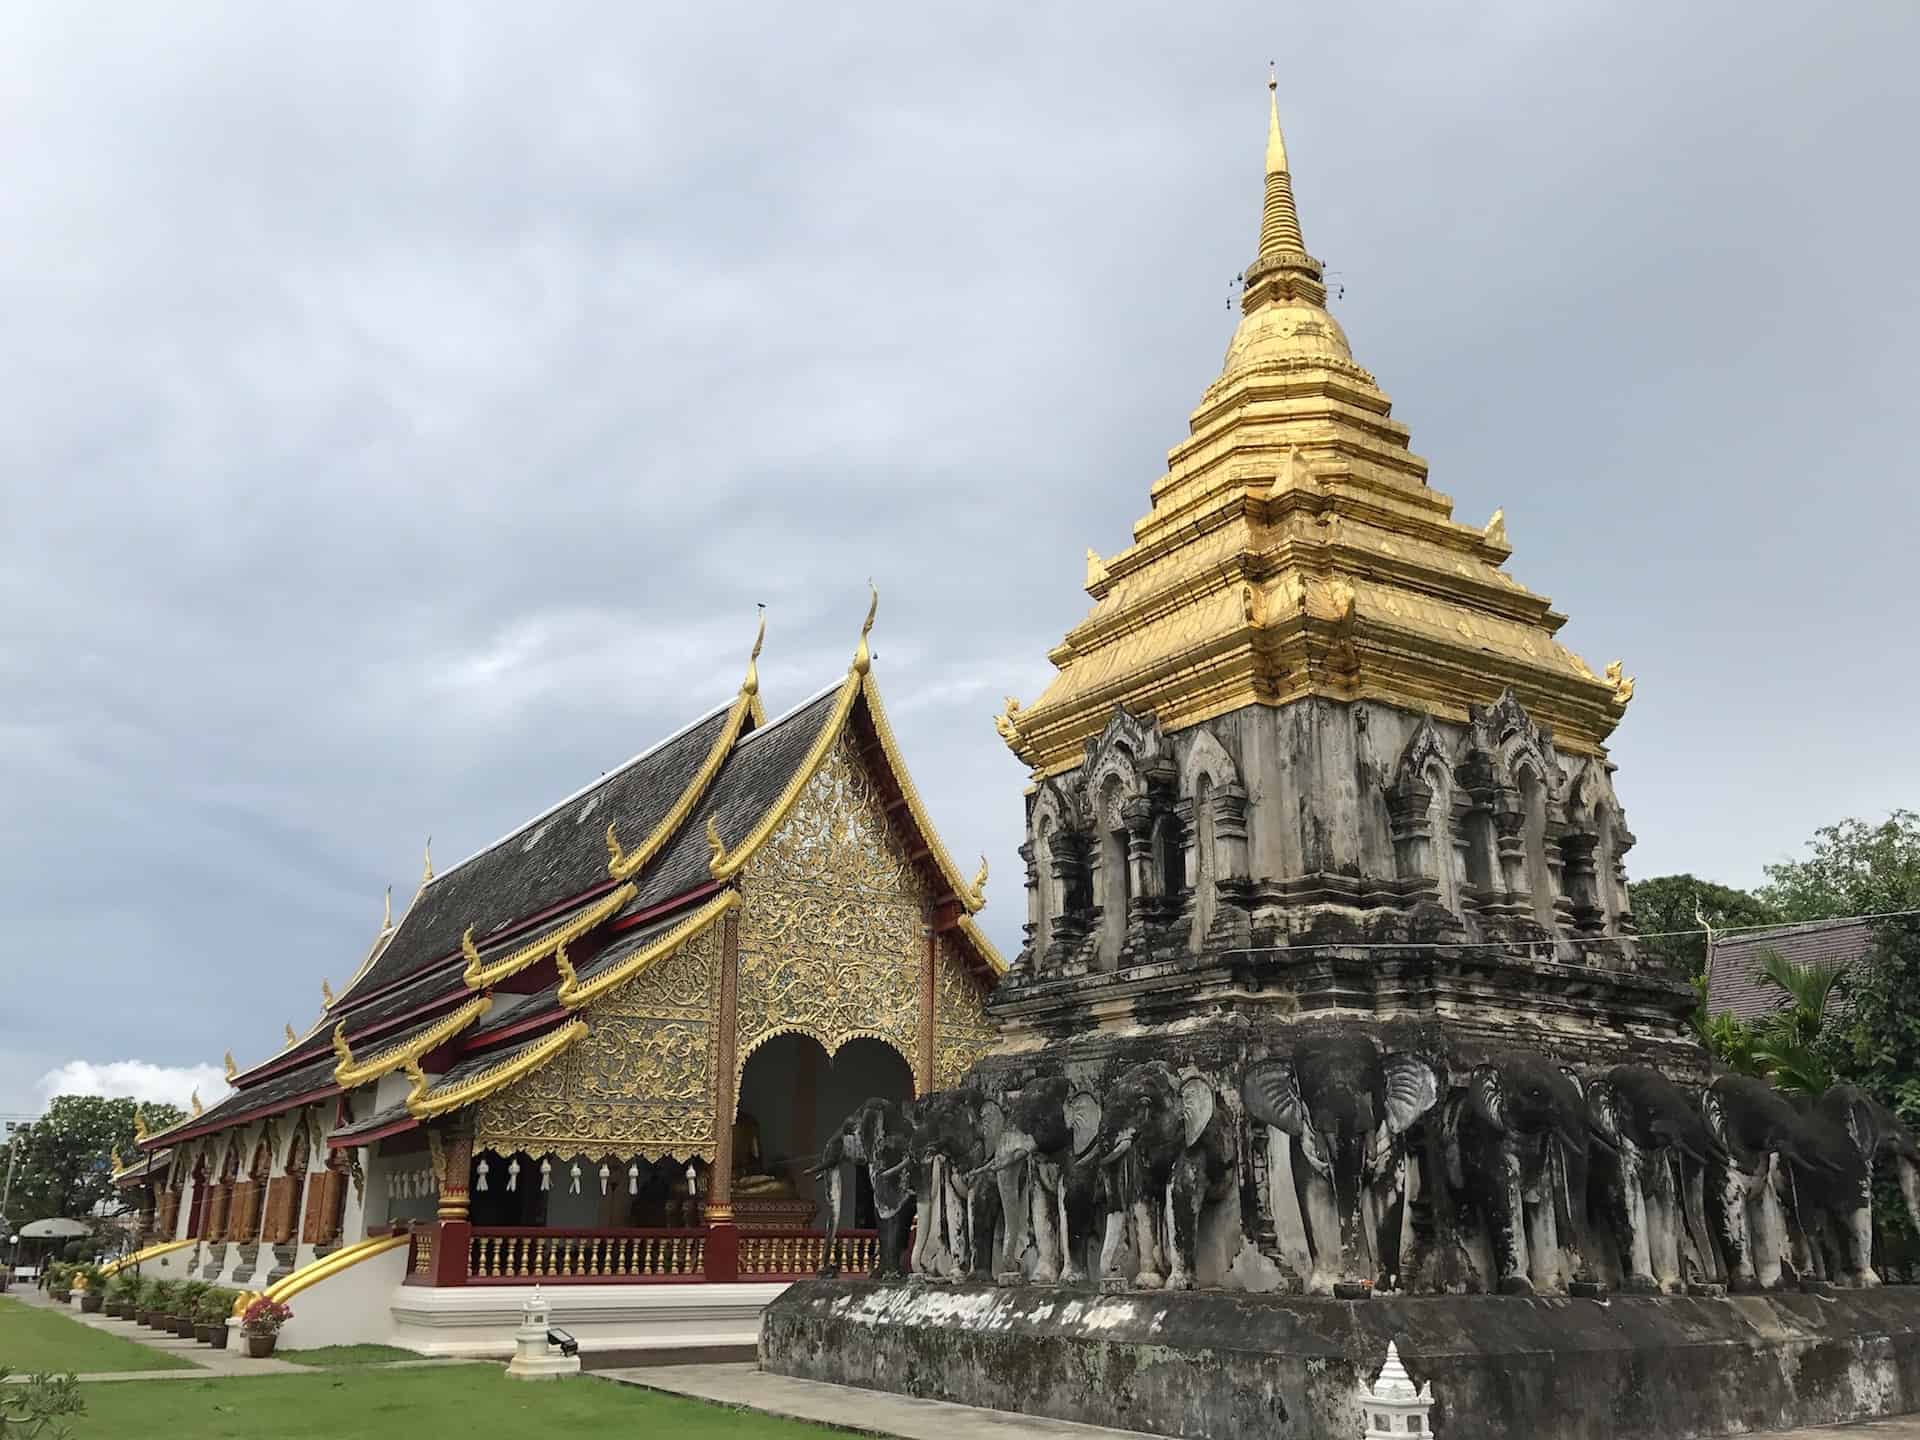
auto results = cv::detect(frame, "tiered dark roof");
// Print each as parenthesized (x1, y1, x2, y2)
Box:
(1706, 917, 1873, 1023)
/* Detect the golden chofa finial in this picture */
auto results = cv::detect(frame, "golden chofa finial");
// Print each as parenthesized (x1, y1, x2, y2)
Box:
(381, 886, 393, 934)
(321, 978, 335, 1008)
(852, 584, 878, 676)
(970, 854, 989, 905)
(110, 1146, 123, 1172)
(706, 816, 728, 873)
(189, 1089, 203, 1118)
(605, 823, 628, 872)
(743, 606, 767, 697)
(993, 696, 1024, 744)
(553, 942, 577, 991)
(331, 1022, 353, 1068)
(420, 838, 434, 887)
(133, 1105, 149, 1143)
(284, 1022, 298, 1048)
(1483, 508, 1510, 549)
(223, 1050, 237, 1082)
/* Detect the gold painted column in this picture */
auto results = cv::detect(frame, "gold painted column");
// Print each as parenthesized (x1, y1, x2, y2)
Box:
(705, 903, 741, 1281)
(917, 921, 937, 1095)
(428, 1125, 473, 1287)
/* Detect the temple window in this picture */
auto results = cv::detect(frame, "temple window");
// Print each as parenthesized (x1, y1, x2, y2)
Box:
(1423, 763, 1460, 915)
(1153, 813, 1182, 912)
(1192, 774, 1218, 945)
(1098, 777, 1130, 968)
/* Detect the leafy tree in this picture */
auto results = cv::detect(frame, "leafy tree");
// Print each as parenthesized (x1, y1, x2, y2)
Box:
(0, 1096, 183, 1229)
(1758, 810, 1920, 921)
(1629, 873, 1780, 977)
(1746, 946, 1846, 1094)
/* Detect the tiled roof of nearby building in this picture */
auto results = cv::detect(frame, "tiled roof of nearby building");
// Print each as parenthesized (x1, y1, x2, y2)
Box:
(1705, 917, 1874, 1023)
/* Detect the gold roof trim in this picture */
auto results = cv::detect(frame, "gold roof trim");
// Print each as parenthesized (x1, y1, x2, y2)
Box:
(403, 1021, 589, 1120)
(606, 614, 767, 883)
(460, 881, 638, 989)
(332, 995, 493, 1089)
(559, 890, 739, 1010)
(710, 592, 875, 883)
(860, 671, 988, 912)
(956, 913, 1009, 978)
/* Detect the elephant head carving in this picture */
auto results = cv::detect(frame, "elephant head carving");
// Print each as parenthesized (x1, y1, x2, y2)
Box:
(1244, 1034, 1439, 1294)
(1086, 1061, 1230, 1291)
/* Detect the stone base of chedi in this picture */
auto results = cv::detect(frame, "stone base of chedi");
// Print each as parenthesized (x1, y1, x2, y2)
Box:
(763, 1281, 1920, 1439)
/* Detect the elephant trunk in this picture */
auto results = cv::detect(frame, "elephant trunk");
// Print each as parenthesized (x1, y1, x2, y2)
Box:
(1333, 1130, 1367, 1273)
(1898, 1156, 1920, 1237)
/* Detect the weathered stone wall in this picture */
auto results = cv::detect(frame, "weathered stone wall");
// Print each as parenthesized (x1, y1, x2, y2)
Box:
(765, 1279, 1920, 1440)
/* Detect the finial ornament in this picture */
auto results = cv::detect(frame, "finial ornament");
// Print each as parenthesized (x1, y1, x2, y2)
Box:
(553, 942, 576, 991)
(224, 1050, 237, 1082)
(970, 854, 989, 905)
(133, 1105, 149, 1143)
(111, 1145, 123, 1172)
(461, 926, 481, 967)
(1085, 548, 1109, 590)
(190, 1089, 203, 1118)
(381, 886, 393, 934)
(994, 696, 1024, 743)
(284, 1022, 298, 1047)
(852, 585, 878, 676)
(743, 606, 767, 697)
(1265, 63, 1289, 176)
(1604, 660, 1636, 706)
(420, 838, 434, 886)
(321, 978, 335, 1008)
(332, 1022, 353, 1068)
(706, 816, 728, 873)
(1483, 508, 1510, 549)
(606, 822, 628, 872)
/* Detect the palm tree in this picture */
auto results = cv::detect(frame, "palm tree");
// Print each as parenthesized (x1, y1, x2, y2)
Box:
(1747, 946, 1848, 1095)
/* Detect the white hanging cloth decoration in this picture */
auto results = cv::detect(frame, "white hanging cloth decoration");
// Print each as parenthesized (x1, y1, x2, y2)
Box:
(476, 1158, 490, 1193)
(568, 1161, 582, 1195)
(599, 1162, 610, 1197)
(507, 1157, 521, 1192)
(685, 1164, 697, 1197)
(540, 1156, 552, 1192)
(627, 1161, 639, 1196)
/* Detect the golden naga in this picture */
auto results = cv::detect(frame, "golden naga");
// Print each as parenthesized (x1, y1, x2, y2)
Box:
(1484, 508, 1510, 549)
(110, 1146, 124, 1172)
(133, 1105, 149, 1143)
(320, 978, 334, 1008)
(743, 606, 766, 697)
(993, 696, 1024, 744)
(1084, 548, 1109, 590)
(706, 816, 728, 872)
(223, 1050, 237, 1082)
(852, 584, 878, 677)
(1604, 660, 1636, 706)
(605, 822, 628, 873)
(553, 942, 577, 992)
(461, 926, 482, 967)
(284, 1022, 298, 1048)
(189, 1089, 203, 1118)
(331, 1022, 354, 1068)
(968, 854, 989, 907)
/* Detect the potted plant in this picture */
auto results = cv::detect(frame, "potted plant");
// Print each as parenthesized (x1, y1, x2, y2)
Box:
(45, 1263, 72, 1305)
(146, 1278, 179, 1329)
(128, 1276, 155, 1325)
(76, 1265, 107, 1313)
(171, 1280, 207, 1337)
(238, 1296, 292, 1359)
(194, 1288, 236, 1347)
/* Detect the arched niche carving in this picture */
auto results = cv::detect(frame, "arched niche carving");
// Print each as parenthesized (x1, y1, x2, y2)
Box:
(1387, 715, 1462, 915)
(1179, 727, 1249, 948)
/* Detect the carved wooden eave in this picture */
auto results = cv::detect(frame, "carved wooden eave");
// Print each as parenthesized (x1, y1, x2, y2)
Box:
(558, 889, 738, 1009)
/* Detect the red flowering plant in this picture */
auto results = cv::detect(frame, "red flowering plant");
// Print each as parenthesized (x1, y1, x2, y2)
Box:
(239, 1298, 293, 1337)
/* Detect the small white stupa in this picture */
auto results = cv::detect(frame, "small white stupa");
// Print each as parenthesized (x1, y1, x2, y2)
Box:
(1358, 1340, 1434, 1435)
(505, 1286, 580, 1381)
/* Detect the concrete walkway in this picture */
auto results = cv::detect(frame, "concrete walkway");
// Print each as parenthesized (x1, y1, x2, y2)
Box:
(599, 1363, 1162, 1438)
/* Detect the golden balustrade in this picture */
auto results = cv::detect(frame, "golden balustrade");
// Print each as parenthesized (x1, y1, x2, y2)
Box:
(411, 1230, 434, 1276)
(462, 1226, 876, 1283)
(466, 1228, 707, 1283)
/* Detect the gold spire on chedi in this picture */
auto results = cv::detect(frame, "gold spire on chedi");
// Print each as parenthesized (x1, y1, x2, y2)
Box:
(1000, 73, 1626, 779)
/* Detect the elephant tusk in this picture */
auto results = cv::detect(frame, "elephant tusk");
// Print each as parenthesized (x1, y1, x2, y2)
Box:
(1097, 1135, 1135, 1166)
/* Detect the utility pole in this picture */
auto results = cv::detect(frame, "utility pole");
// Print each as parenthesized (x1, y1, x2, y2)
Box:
(1, 1120, 28, 1290)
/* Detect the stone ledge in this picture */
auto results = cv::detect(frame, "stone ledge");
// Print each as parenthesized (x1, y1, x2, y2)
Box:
(761, 1279, 1920, 1440)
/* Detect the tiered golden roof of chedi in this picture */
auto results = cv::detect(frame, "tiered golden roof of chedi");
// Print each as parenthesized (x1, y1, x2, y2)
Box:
(999, 78, 1632, 778)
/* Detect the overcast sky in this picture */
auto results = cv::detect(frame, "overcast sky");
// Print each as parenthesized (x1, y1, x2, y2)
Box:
(3, 3, 1915, 1119)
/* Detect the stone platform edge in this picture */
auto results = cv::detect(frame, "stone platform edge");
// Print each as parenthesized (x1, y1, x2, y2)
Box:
(760, 1279, 1920, 1440)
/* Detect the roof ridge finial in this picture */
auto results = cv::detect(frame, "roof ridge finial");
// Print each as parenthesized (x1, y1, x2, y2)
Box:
(852, 583, 878, 676)
(743, 605, 767, 697)
(420, 837, 434, 887)
(1243, 63, 1324, 312)
(1267, 61, 1287, 175)
(381, 885, 393, 935)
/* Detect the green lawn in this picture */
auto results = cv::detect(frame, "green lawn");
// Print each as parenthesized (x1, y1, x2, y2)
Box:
(274, 1344, 424, 1368)
(0, 1298, 193, 1375)
(69, 1367, 848, 1438)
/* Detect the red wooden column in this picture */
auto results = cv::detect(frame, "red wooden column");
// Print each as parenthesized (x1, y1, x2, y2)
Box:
(428, 1128, 473, 1286)
(704, 905, 742, 1283)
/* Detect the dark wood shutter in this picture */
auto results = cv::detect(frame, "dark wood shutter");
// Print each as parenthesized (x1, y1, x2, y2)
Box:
(300, 1174, 327, 1244)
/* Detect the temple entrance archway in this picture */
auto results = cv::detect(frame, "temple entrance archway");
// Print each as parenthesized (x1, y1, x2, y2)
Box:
(736, 1033, 915, 1230)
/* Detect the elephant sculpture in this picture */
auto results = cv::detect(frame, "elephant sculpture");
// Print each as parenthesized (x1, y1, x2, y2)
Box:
(1586, 1065, 1722, 1292)
(1789, 1085, 1920, 1287)
(1243, 1035, 1440, 1295)
(812, 1097, 912, 1278)
(967, 1075, 1102, 1284)
(901, 1088, 1002, 1281)
(1700, 1073, 1835, 1291)
(1448, 1054, 1603, 1295)
(1085, 1061, 1233, 1291)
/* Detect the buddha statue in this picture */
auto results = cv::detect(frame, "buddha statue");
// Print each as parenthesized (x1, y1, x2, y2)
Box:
(730, 1112, 796, 1199)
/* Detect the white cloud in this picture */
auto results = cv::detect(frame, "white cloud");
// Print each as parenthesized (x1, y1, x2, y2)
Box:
(36, 1061, 231, 1112)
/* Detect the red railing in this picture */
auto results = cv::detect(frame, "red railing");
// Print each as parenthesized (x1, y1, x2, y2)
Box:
(462, 1225, 879, 1284)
